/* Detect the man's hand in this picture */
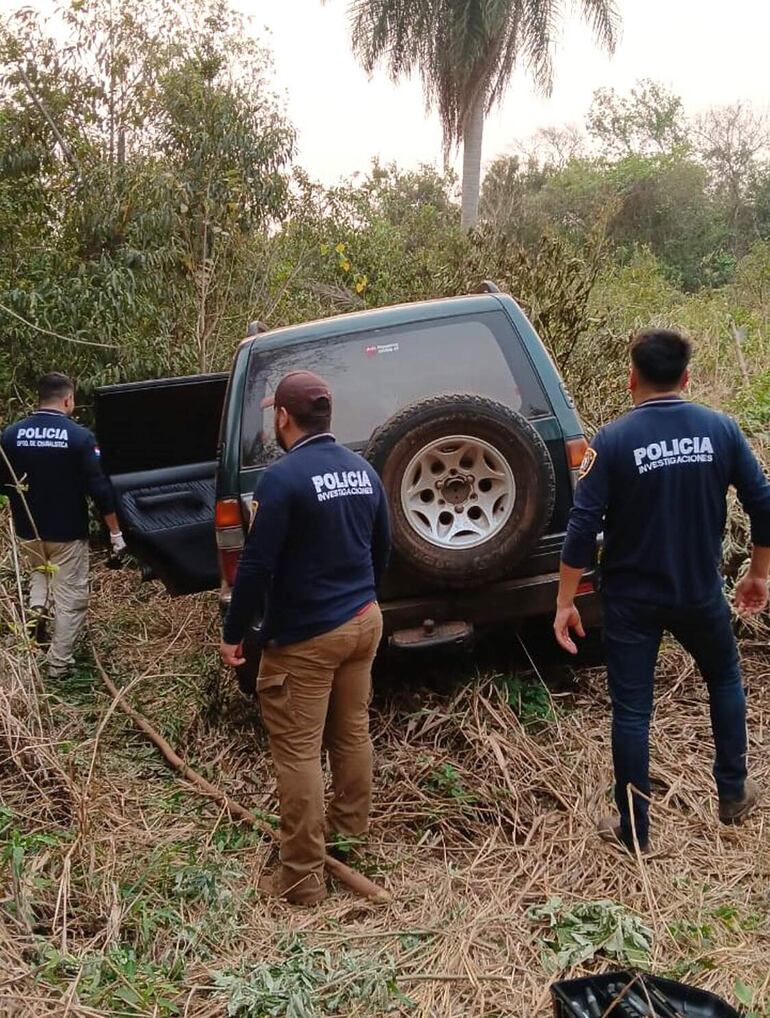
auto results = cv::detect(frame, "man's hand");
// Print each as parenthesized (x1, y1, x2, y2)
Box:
(220, 640, 246, 667)
(553, 602, 586, 655)
(110, 531, 126, 555)
(735, 573, 769, 616)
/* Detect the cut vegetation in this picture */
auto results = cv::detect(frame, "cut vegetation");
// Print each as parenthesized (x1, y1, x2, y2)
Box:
(2, 530, 769, 1016)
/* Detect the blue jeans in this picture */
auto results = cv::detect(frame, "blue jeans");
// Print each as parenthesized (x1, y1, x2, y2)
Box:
(603, 592, 747, 847)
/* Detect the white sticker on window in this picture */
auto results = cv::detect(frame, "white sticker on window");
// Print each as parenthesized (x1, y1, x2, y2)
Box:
(365, 343, 399, 357)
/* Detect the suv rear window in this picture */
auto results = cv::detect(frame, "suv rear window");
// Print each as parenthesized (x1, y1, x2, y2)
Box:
(241, 310, 550, 467)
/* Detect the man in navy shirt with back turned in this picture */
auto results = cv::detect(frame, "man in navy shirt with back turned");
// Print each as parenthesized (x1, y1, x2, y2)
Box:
(554, 329, 770, 853)
(1, 372, 125, 677)
(220, 371, 390, 905)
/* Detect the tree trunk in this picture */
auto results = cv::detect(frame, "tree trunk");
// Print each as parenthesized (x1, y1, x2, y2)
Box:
(16, 62, 80, 174)
(461, 94, 485, 230)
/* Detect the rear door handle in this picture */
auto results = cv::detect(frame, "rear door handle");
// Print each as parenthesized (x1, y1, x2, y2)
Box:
(135, 490, 203, 509)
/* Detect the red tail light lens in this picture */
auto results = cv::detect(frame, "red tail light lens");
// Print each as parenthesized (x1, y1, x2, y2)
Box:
(215, 498, 242, 529)
(565, 437, 588, 470)
(565, 437, 589, 491)
(215, 498, 244, 587)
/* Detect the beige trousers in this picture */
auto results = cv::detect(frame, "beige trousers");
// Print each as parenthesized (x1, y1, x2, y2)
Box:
(20, 539, 89, 675)
(257, 605, 383, 902)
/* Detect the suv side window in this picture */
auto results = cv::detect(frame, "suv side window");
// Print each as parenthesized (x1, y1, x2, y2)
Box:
(241, 310, 550, 468)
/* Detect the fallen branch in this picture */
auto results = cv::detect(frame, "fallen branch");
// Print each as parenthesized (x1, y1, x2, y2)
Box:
(91, 647, 391, 904)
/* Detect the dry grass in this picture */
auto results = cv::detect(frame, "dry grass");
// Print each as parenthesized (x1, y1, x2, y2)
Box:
(2, 533, 770, 1017)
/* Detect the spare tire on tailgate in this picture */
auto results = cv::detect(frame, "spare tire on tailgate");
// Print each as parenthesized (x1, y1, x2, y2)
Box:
(365, 394, 556, 588)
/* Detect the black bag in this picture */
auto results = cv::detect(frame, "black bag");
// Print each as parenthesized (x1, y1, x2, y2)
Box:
(551, 971, 740, 1018)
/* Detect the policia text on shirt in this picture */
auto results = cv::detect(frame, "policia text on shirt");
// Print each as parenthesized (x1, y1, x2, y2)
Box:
(220, 371, 391, 906)
(555, 329, 770, 853)
(1, 372, 125, 677)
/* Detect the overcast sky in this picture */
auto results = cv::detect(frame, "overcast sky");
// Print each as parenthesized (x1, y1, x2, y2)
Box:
(244, 0, 769, 183)
(25, 0, 770, 183)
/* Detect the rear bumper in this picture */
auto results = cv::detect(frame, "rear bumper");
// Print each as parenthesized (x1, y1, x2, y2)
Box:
(219, 571, 601, 636)
(379, 570, 601, 636)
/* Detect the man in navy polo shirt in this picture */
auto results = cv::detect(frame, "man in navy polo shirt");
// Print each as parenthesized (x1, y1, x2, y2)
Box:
(1, 372, 125, 676)
(220, 371, 391, 905)
(554, 329, 770, 852)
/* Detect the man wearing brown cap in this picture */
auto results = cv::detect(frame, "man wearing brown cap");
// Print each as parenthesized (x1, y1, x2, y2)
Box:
(220, 371, 391, 905)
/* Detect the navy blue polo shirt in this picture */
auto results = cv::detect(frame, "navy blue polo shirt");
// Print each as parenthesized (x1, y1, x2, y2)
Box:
(562, 397, 770, 605)
(1, 410, 115, 541)
(223, 433, 391, 646)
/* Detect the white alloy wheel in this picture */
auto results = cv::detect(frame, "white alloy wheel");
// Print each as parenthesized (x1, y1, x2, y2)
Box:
(400, 434, 516, 549)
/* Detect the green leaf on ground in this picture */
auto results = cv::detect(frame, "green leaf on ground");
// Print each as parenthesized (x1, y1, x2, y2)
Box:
(528, 896, 653, 972)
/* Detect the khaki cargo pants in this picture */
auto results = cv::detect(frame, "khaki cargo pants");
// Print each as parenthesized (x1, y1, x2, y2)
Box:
(257, 605, 383, 902)
(20, 539, 89, 676)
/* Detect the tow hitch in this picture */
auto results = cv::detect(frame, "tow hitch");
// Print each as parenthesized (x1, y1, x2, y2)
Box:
(390, 619, 473, 651)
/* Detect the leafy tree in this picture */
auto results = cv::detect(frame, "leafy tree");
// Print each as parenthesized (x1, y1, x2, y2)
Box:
(57, 0, 173, 166)
(480, 81, 755, 289)
(748, 167, 770, 243)
(479, 154, 549, 240)
(0, 0, 294, 413)
(334, 0, 619, 230)
(488, 151, 726, 291)
(525, 124, 586, 169)
(269, 162, 460, 321)
(694, 103, 769, 254)
(521, 158, 609, 242)
(587, 80, 689, 158)
(606, 154, 725, 289)
(152, 18, 294, 370)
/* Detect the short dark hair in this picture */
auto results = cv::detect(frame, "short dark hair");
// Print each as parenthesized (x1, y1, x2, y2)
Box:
(630, 329, 692, 389)
(291, 405, 332, 435)
(38, 372, 75, 403)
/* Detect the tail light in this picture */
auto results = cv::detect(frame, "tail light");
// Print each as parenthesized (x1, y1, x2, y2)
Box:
(565, 436, 589, 491)
(215, 498, 244, 587)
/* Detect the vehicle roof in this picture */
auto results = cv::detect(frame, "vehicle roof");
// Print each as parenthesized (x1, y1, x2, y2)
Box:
(244, 293, 518, 354)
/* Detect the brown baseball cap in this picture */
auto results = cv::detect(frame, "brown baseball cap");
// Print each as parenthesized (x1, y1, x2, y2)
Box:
(261, 370, 332, 422)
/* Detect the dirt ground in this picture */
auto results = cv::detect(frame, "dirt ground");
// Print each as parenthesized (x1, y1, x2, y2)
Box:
(2, 551, 770, 1017)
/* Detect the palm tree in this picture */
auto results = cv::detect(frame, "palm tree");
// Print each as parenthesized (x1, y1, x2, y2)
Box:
(339, 0, 620, 229)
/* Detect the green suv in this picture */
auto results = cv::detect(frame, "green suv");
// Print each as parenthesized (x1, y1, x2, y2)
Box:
(95, 288, 599, 661)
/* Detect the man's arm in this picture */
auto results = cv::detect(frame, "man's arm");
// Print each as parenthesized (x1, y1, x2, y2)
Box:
(736, 546, 770, 615)
(220, 471, 291, 665)
(103, 513, 125, 555)
(554, 433, 610, 654)
(554, 561, 588, 654)
(730, 423, 770, 615)
(81, 433, 124, 551)
(82, 432, 119, 534)
(371, 483, 391, 589)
